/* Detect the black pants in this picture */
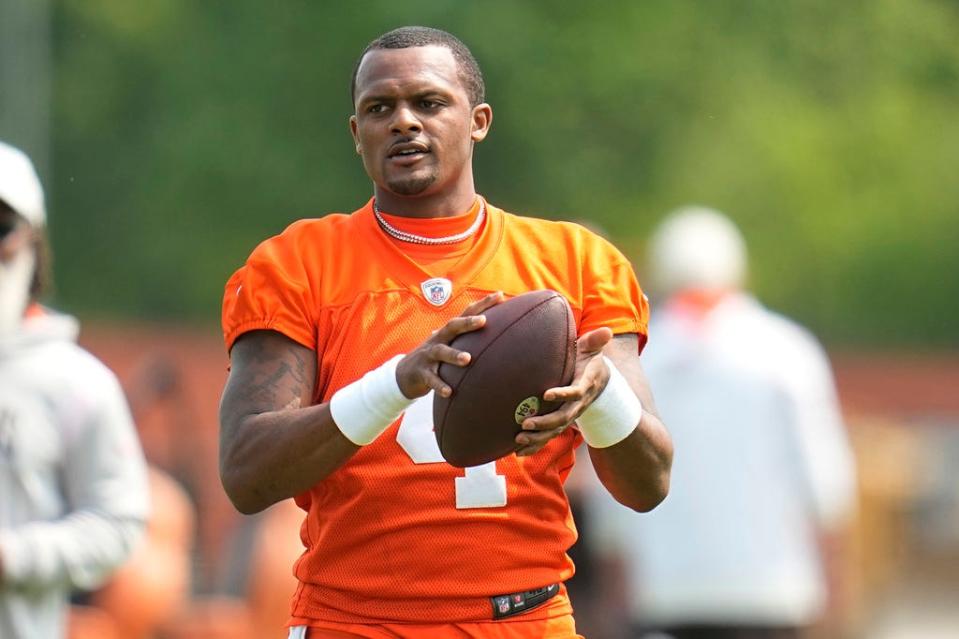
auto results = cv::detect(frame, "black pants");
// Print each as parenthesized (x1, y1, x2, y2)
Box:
(637, 625, 802, 639)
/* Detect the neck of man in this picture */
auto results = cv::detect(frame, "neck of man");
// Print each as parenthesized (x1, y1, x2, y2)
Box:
(373, 180, 478, 219)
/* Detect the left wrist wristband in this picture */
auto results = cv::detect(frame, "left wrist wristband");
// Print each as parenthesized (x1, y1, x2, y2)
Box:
(576, 356, 642, 448)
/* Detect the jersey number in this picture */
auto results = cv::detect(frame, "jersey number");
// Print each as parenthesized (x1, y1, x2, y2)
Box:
(396, 393, 507, 509)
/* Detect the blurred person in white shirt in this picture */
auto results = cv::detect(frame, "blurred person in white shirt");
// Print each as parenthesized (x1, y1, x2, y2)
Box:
(582, 206, 857, 639)
(0, 140, 150, 638)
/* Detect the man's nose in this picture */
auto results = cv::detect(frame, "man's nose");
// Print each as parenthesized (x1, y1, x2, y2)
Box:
(390, 105, 422, 134)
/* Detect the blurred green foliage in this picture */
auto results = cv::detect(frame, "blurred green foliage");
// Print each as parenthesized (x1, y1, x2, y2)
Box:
(43, 0, 959, 347)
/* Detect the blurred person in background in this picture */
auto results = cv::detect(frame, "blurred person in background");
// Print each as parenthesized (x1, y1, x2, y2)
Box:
(0, 140, 150, 638)
(582, 206, 857, 639)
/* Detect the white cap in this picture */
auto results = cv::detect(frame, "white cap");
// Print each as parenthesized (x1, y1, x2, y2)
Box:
(0, 141, 46, 228)
(648, 205, 747, 297)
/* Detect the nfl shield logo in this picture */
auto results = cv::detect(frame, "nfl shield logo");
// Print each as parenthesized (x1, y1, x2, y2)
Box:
(495, 596, 511, 614)
(420, 277, 453, 306)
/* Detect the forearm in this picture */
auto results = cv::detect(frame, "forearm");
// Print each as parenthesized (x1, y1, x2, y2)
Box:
(220, 402, 359, 514)
(219, 331, 353, 514)
(2, 373, 153, 591)
(584, 336, 673, 511)
(0, 513, 145, 591)
(588, 411, 672, 511)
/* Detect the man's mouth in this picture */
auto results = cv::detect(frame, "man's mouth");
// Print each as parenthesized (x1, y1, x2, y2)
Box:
(388, 142, 430, 159)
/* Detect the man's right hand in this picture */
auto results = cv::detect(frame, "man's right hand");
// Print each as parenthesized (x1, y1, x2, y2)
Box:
(395, 291, 504, 399)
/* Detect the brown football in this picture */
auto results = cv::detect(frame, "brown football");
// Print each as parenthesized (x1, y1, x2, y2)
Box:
(433, 290, 577, 467)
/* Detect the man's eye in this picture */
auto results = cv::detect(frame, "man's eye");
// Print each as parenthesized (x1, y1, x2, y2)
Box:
(420, 100, 440, 109)
(368, 104, 387, 114)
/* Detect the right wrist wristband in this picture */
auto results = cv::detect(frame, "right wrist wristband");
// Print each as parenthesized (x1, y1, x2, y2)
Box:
(329, 355, 413, 445)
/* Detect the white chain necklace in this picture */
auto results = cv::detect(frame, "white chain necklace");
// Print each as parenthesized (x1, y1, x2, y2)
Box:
(373, 199, 486, 245)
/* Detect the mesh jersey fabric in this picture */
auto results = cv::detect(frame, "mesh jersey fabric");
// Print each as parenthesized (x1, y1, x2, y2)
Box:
(221, 198, 648, 623)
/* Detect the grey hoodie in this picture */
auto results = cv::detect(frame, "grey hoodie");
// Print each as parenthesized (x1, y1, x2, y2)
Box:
(0, 310, 149, 639)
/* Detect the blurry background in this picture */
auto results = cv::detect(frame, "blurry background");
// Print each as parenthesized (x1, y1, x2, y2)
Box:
(1, 1, 957, 637)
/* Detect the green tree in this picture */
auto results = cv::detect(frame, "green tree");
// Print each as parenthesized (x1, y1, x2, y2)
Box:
(40, 0, 959, 347)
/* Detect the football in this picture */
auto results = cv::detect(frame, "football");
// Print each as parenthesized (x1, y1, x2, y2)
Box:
(433, 289, 577, 467)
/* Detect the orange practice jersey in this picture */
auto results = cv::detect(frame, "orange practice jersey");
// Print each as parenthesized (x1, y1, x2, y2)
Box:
(222, 198, 648, 624)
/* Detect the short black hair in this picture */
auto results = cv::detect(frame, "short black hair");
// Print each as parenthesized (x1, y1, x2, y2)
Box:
(351, 26, 486, 107)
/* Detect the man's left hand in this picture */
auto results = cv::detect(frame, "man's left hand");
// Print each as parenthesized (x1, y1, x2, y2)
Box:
(514, 327, 614, 456)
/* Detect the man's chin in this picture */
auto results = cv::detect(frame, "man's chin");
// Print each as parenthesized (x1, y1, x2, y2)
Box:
(386, 175, 437, 196)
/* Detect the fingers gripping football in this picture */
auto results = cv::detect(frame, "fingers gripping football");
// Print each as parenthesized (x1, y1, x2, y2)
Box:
(395, 292, 504, 399)
(515, 327, 614, 456)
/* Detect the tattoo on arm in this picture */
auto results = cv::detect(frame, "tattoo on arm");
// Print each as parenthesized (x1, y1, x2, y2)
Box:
(223, 330, 317, 423)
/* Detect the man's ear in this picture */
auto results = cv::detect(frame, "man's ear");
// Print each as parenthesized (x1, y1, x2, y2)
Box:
(470, 103, 493, 143)
(349, 115, 362, 154)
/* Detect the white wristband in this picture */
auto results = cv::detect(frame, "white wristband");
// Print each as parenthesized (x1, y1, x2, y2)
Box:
(329, 355, 414, 445)
(577, 356, 643, 448)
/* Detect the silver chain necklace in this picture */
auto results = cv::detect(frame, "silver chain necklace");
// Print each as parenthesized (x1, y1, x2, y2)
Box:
(373, 199, 486, 245)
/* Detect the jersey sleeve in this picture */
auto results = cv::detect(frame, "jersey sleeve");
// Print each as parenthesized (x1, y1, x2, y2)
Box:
(578, 233, 650, 352)
(222, 229, 317, 352)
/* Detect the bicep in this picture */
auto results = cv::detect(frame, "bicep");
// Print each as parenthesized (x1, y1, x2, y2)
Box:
(219, 330, 317, 428)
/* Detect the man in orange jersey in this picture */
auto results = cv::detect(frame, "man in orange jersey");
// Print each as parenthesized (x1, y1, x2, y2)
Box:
(219, 26, 673, 639)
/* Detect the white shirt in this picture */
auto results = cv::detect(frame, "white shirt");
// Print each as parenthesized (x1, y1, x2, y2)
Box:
(0, 311, 149, 639)
(585, 293, 856, 626)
